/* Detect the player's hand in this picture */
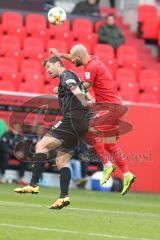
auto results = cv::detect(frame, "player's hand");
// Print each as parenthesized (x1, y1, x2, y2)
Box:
(86, 100, 94, 108)
(49, 48, 60, 57)
(53, 87, 58, 94)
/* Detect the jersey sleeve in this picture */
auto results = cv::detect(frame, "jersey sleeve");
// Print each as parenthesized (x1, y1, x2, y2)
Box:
(84, 62, 97, 84)
(62, 71, 78, 90)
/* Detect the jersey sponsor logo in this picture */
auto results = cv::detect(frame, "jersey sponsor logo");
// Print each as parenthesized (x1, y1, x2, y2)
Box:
(85, 72, 91, 79)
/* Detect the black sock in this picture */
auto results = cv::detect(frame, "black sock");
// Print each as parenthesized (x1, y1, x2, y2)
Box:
(59, 167, 71, 198)
(30, 153, 47, 187)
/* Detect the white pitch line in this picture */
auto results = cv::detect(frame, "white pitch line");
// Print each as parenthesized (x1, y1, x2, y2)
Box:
(0, 200, 43, 208)
(0, 200, 159, 219)
(0, 223, 157, 240)
(68, 207, 160, 218)
(1, 190, 160, 209)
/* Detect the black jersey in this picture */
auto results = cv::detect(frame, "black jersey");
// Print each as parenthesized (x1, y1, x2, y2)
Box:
(58, 70, 89, 120)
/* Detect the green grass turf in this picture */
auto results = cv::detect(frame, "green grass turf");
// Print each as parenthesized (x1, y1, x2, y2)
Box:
(0, 184, 160, 240)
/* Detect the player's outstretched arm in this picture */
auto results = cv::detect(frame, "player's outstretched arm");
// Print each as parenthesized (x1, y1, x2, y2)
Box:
(85, 91, 95, 103)
(49, 48, 72, 62)
(85, 92, 95, 108)
(68, 84, 90, 107)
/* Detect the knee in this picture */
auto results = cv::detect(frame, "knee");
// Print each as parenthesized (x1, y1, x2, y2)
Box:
(105, 143, 119, 153)
(56, 157, 68, 170)
(35, 141, 45, 153)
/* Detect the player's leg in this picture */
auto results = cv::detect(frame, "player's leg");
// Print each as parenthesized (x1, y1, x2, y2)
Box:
(104, 143, 136, 195)
(49, 150, 72, 209)
(85, 131, 116, 185)
(86, 108, 119, 185)
(49, 117, 88, 209)
(30, 134, 61, 187)
(14, 135, 62, 194)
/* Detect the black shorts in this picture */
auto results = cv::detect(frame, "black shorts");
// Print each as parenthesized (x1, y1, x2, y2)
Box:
(48, 117, 89, 152)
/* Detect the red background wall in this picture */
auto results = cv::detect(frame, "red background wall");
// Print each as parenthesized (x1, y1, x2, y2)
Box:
(114, 103, 160, 193)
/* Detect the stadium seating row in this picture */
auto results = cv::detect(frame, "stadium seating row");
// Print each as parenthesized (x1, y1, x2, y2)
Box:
(1, 6, 160, 43)
(0, 10, 160, 104)
(137, 4, 160, 44)
(0, 80, 159, 103)
(0, 11, 115, 34)
(0, 31, 159, 79)
(0, 55, 159, 102)
(0, 17, 158, 67)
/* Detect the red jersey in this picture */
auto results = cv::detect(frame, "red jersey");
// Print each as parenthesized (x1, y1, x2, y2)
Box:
(84, 56, 121, 104)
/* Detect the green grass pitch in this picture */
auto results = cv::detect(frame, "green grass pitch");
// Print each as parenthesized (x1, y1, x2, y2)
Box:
(0, 184, 160, 240)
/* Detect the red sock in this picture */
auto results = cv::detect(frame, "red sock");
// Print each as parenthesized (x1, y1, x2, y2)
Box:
(104, 143, 129, 174)
(85, 133, 109, 165)
(93, 138, 110, 165)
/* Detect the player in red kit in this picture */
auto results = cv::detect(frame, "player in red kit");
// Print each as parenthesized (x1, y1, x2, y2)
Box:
(50, 44, 136, 195)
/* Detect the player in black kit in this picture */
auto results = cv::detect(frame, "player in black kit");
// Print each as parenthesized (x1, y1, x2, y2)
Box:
(14, 56, 93, 209)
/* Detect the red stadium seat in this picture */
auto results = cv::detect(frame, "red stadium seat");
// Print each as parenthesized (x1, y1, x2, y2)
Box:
(74, 27, 94, 42)
(24, 73, 45, 87)
(7, 27, 26, 47)
(138, 5, 158, 23)
(77, 33, 98, 53)
(2, 11, 23, 32)
(117, 45, 138, 67)
(103, 59, 118, 79)
(140, 79, 160, 96)
(130, 61, 144, 80)
(125, 38, 145, 49)
(0, 35, 21, 56)
(72, 18, 93, 39)
(143, 63, 160, 77)
(95, 20, 105, 33)
(0, 57, 18, 76)
(116, 68, 137, 88)
(21, 60, 42, 75)
(0, 24, 3, 38)
(139, 69, 160, 83)
(49, 20, 70, 37)
(48, 30, 73, 51)
(139, 52, 158, 65)
(142, 17, 159, 40)
(5, 50, 23, 71)
(51, 27, 72, 40)
(23, 37, 44, 60)
(47, 39, 68, 53)
(119, 91, 139, 102)
(34, 29, 50, 48)
(43, 84, 57, 95)
(1, 72, 23, 90)
(19, 82, 43, 93)
(25, 14, 47, 36)
(158, 30, 160, 46)
(119, 82, 139, 102)
(0, 81, 15, 91)
(94, 44, 115, 61)
(0, 36, 23, 70)
(139, 93, 159, 104)
(139, 69, 160, 95)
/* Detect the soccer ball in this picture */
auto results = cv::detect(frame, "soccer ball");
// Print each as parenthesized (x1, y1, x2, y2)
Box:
(48, 7, 67, 25)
